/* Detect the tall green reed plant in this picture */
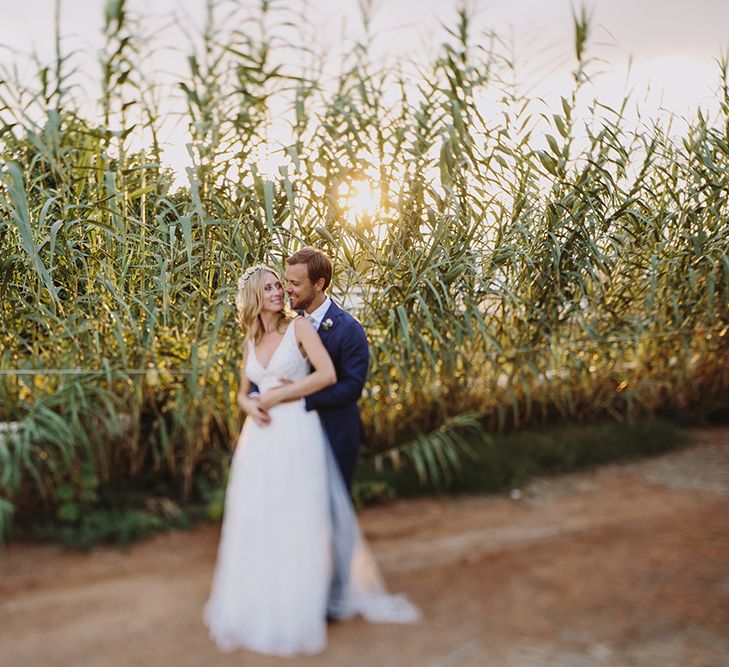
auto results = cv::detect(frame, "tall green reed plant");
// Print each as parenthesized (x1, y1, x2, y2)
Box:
(0, 1, 727, 539)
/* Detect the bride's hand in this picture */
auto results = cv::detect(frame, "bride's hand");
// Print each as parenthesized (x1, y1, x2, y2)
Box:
(238, 394, 271, 427)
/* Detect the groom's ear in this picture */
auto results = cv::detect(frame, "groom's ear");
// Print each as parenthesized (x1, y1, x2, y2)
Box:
(314, 277, 326, 292)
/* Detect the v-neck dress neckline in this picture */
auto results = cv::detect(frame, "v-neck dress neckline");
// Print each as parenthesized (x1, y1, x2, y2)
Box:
(252, 322, 292, 371)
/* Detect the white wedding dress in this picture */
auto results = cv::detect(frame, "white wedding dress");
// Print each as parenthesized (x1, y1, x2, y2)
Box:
(203, 322, 420, 656)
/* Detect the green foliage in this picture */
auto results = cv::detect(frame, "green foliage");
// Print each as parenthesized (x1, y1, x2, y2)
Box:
(357, 418, 687, 499)
(372, 412, 483, 490)
(55, 460, 100, 523)
(25, 507, 191, 552)
(352, 479, 396, 510)
(0, 2, 727, 543)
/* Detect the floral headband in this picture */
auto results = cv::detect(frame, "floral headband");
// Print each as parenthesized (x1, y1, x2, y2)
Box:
(238, 264, 275, 288)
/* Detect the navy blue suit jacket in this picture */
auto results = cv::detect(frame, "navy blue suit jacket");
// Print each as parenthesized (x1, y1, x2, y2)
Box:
(304, 301, 369, 491)
(248, 301, 369, 490)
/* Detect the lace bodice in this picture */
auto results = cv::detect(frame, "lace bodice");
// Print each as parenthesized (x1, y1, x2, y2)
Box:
(246, 321, 309, 393)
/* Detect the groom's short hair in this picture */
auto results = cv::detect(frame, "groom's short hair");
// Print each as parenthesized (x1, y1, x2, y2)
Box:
(287, 247, 333, 291)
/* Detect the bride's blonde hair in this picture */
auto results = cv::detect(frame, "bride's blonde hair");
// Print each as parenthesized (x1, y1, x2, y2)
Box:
(235, 264, 294, 346)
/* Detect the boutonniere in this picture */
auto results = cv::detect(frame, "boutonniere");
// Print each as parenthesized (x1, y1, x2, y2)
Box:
(321, 318, 334, 330)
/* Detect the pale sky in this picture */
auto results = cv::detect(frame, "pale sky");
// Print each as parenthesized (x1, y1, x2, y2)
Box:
(1, 0, 727, 177)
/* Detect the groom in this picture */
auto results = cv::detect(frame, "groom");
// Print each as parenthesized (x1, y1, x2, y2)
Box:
(284, 247, 369, 491)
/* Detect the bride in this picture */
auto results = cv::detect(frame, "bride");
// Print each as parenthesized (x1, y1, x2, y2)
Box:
(203, 264, 420, 656)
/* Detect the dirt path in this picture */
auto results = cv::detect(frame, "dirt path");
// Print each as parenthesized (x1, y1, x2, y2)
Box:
(1, 428, 728, 667)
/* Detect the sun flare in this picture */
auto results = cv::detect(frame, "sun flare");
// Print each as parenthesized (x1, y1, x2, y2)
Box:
(339, 180, 380, 221)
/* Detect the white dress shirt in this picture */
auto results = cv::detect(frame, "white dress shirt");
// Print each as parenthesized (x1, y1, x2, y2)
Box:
(306, 296, 332, 331)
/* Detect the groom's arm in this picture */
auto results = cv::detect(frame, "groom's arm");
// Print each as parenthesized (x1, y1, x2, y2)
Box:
(304, 323, 369, 410)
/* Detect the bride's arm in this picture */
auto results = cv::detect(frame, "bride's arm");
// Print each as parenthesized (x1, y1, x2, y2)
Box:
(257, 318, 336, 410)
(237, 355, 271, 426)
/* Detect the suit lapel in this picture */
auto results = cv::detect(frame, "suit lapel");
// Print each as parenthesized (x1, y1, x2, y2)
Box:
(317, 300, 342, 345)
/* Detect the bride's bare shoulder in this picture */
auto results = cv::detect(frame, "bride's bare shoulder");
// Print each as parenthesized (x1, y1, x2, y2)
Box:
(292, 314, 316, 340)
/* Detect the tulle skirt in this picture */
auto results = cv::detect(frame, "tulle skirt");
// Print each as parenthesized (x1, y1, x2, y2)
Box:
(203, 399, 420, 657)
(203, 400, 331, 656)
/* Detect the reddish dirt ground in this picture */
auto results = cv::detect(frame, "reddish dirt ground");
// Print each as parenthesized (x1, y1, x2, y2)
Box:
(1, 428, 728, 667)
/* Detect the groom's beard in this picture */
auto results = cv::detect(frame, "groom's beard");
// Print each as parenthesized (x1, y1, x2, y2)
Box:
(288, 291, 315, 311)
